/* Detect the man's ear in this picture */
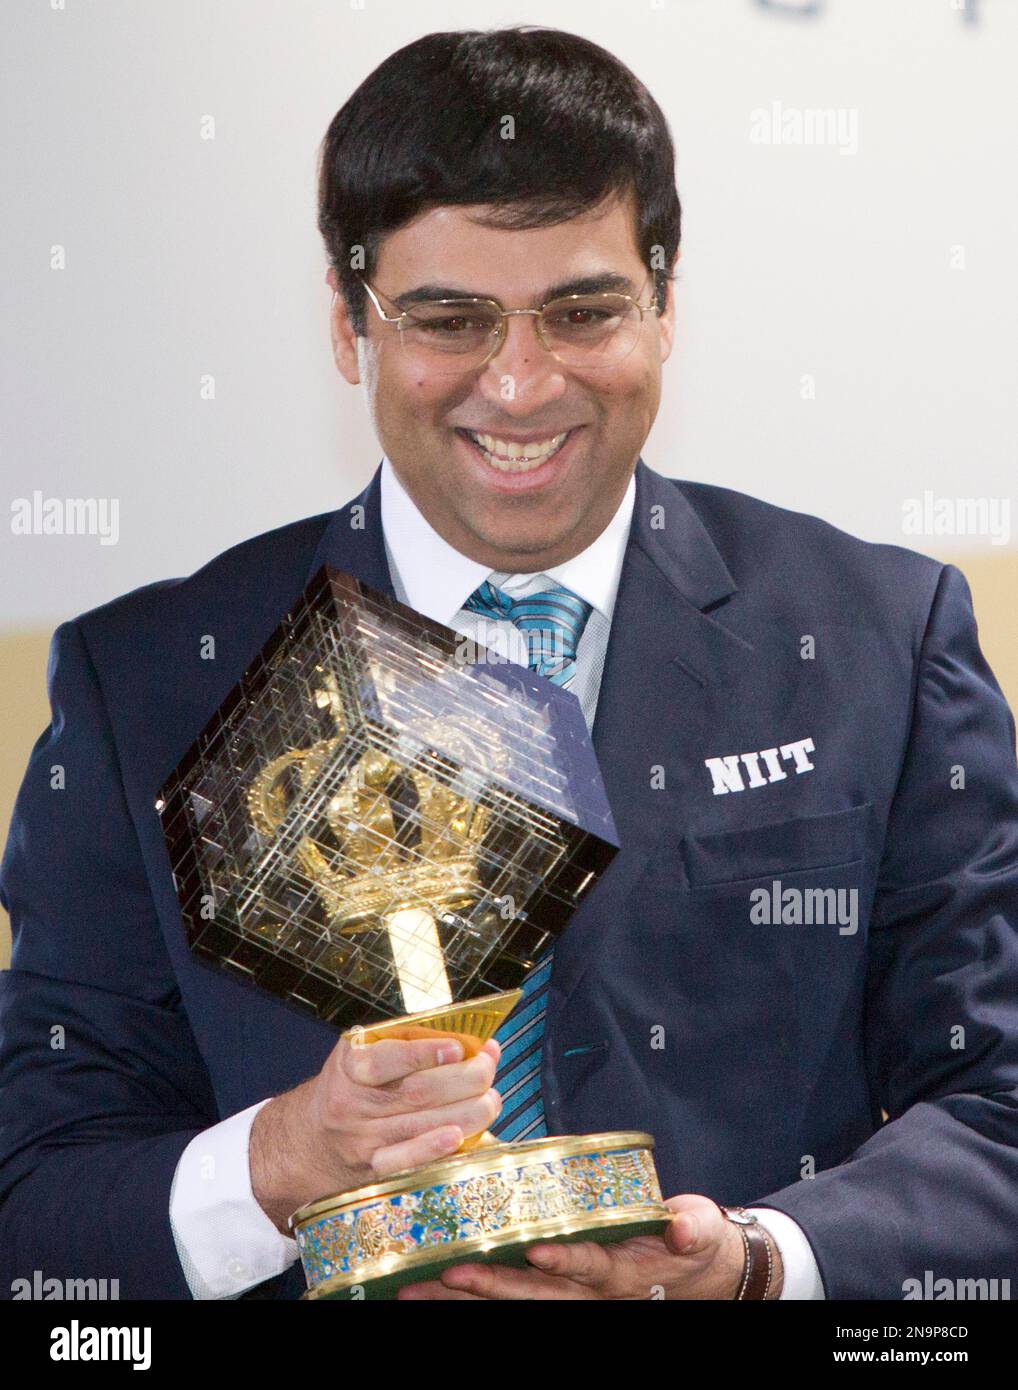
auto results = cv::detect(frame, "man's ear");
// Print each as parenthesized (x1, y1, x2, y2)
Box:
(658, 254, 678, 363)
(326, 267, 361, 385)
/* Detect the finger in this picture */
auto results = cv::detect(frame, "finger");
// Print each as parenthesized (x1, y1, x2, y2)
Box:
(340, 1034, 466, 1087)
(370, 1089, 501, 1175)
(370, 1124, 464, 1177)
(397, 1279, 484, 1301)
(439, 1261, 597, 1300)
(663, 1193, 726, 1257)
(373, 1087, 501, 1159)
(367, 1050, 499, 1113)
(524, 1239, 614, 1286)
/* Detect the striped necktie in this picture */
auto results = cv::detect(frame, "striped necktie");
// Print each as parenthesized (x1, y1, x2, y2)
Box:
(461, 578, 593, 1140)
(462, 579, 592, 687)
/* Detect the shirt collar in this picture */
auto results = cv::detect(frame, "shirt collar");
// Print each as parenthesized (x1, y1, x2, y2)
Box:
(380, 455, 635, 626)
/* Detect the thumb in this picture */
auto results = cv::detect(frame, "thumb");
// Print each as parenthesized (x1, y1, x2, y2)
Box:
(663, 1194, 726, 1258)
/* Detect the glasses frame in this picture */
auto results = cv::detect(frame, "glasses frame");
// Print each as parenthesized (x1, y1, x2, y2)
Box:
(359, 276, 660, 373)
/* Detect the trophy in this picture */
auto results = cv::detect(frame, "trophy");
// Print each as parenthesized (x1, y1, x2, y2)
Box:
(156, 566, 669, 1297)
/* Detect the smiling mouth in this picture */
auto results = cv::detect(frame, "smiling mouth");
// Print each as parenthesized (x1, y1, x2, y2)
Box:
(457, 428, 573, 473)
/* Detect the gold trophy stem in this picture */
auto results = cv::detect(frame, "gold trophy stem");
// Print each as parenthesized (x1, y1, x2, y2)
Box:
(382, 906, 453, 1014)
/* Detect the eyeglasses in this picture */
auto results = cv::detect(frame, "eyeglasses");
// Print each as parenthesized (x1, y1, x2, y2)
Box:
(359, 276, 660, 375)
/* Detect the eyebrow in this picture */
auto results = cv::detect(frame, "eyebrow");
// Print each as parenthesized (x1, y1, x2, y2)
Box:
(389, 272, 639, 309)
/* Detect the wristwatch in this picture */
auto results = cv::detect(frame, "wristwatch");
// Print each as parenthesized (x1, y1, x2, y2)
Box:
(717, 1205, 777, 1300)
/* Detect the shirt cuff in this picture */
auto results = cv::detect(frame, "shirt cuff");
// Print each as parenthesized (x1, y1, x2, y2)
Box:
(744, 1207, 825, 1299)
(168, 1099, 299, 1299)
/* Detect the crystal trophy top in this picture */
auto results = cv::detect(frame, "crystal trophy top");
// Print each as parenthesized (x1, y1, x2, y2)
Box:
(156, 566, 619, 1029)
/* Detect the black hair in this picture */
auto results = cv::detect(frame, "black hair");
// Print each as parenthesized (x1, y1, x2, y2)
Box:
(317, 25, 681, 336)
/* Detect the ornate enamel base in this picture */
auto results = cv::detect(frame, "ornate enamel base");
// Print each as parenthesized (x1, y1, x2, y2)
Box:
(290, 1132, 670, 1299)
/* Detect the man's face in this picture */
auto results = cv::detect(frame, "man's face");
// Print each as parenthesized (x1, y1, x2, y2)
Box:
(328, 193, 675, 572)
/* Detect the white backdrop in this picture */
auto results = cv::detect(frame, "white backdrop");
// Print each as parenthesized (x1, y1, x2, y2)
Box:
(2, 0, 1015, 628)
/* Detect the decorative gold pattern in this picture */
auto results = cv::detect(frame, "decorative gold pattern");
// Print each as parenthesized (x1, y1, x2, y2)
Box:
(291, 1133, 669, 1298)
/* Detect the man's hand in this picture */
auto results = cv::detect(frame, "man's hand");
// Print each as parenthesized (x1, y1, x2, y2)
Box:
(249, 1033, 502, 1233)
(397, 1194, 783, 1299)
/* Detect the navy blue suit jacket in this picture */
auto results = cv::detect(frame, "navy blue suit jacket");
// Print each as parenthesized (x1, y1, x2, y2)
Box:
(3, 461, 1018, 1299)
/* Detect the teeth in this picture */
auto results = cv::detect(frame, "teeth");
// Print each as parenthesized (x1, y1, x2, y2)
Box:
(466, 430, 569, 472)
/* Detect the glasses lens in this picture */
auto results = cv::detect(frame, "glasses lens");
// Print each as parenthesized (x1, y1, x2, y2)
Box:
(540, 294, 642, 367)
(399, 301, 501, 371)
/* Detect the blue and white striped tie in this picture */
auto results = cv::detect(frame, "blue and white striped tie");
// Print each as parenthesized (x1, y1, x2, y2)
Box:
(462, 579, 592, 688)
(462, 579, 593, 1139)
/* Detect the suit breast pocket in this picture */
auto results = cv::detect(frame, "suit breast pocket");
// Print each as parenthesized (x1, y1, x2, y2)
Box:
(681, 801, 873, 890)
(631, 801, 874, 948)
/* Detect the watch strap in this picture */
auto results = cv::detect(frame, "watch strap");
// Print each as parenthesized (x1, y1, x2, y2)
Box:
(718, 1205, 776, 1300)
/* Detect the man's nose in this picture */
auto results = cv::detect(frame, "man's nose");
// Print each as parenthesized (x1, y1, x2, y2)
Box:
(474, 313, 568, 411)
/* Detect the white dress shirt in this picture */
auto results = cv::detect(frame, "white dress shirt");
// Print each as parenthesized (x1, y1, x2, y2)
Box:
(169, 455, 823, 1300)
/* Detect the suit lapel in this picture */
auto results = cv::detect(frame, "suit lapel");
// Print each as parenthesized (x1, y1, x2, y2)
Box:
(591, 460, 748, 843)
(304, 462, 394, 594)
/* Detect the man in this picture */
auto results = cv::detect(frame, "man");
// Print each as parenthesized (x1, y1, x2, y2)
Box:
(2, 26, 1017, 1302)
